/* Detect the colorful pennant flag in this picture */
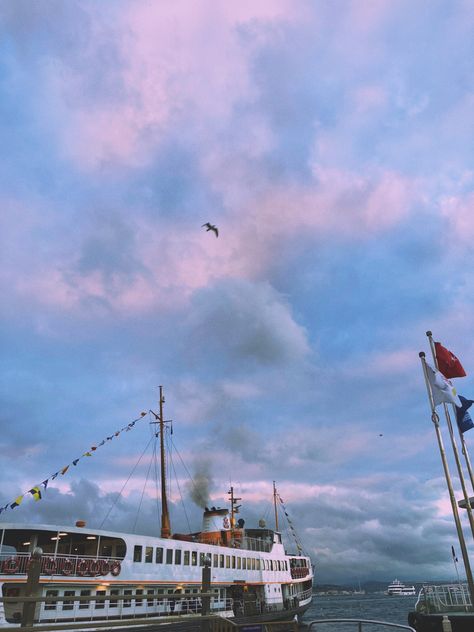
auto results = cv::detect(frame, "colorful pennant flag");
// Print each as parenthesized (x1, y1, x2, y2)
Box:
(435, 342, 466, 379)
(10, 495, 24, 509)
(426, 363, 461, 407)
(29, 487, 42, 501)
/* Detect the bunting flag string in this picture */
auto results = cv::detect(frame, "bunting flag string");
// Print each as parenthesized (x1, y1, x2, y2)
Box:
(277, 493, 304, 554)
(0, 411, 148, 515)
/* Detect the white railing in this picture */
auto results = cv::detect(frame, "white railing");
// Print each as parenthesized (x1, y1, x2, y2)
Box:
(1, 592, 232, 625)
(415, 583, 473, 614)
(306, 619, 415, 631)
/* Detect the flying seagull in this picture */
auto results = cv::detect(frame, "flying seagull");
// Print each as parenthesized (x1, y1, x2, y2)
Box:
(202, 222, 218, 237)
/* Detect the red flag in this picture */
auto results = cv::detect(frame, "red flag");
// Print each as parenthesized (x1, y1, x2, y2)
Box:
(435, 342, 466, 378)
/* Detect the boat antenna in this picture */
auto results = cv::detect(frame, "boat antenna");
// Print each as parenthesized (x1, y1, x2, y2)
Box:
(273, 480, 279, 531)
(151, 386, 171, 538)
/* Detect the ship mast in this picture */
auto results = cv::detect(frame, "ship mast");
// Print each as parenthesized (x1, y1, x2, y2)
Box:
(156, 386, 171, 538)
(273, 480, 279, 531)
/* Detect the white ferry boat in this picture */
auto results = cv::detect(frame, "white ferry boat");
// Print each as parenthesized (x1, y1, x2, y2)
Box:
(386, 579, 416, 596)
(0, 389, 313, 626)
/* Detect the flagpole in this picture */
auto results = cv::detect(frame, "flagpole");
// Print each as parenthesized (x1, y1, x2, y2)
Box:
(426, 331, 474, 538)
(461, 436, 474, 492)
(419, 351, 474, 604)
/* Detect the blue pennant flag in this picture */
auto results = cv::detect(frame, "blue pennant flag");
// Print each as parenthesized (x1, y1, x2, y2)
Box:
(456, 396, 474, 433)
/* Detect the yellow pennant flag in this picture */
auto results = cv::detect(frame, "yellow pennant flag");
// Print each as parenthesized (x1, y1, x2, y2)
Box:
(29, 487, 42, 501)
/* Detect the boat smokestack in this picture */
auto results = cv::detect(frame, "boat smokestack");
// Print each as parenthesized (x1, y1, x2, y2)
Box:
(202, 507, 230, 532)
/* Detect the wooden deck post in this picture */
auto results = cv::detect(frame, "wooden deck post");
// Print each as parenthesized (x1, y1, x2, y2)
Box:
(21, 546, 43, 627)
(201, 555, 211, 632)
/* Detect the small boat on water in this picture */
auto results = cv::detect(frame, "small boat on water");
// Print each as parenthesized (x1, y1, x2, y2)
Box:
(0, 388, 313, 627)
(386, 579, 416, 596)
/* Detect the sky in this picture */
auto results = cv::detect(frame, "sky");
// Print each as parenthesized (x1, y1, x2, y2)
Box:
(1, 0, 474, 585)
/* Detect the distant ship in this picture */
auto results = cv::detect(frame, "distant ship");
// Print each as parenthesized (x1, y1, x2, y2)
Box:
(386, 579, 416, 596)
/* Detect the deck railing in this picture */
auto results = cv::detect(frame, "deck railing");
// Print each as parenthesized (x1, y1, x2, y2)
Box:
(0, 592, 232, 625)
(306, 619, 416, 631)
(414, 583, 473, 614)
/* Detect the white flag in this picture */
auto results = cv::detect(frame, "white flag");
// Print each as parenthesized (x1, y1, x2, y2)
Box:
(426, 363, 461, 407)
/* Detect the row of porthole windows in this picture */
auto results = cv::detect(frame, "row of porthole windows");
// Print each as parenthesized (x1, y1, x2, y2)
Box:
(44, 587, 219, 611)
(133, 545, 288, 573)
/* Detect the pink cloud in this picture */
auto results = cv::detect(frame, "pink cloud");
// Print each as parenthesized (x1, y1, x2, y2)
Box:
(4, 163, 417, 317)
(440, 191, 474, 241)
(49, 0, 300, 170)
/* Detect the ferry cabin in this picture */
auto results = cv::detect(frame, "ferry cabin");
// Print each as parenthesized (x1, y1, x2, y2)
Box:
(0, 520, 313, 625)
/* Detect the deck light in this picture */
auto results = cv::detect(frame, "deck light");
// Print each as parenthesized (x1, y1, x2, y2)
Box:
(86, 536, 97, 540)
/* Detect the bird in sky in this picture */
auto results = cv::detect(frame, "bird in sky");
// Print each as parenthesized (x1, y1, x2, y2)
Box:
(202, 222, 218, 237)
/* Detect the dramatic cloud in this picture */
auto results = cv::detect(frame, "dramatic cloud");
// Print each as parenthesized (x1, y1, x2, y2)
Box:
(1, 0, 474, 586)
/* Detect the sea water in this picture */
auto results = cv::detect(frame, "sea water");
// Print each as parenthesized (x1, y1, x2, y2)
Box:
(301, 593, 417, 631)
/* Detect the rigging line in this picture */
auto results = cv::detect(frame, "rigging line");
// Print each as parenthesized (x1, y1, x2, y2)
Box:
(169, 446, 192, 534)
(169, 435, 202, 500)
(132, 443, 154, 534)
(166, 427, 172, 504)
(99, 434, 155, 530)
(152, 432, 161, 526)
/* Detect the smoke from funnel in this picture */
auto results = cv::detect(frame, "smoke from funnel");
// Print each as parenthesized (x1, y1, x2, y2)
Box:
(188, 460, 213, 508)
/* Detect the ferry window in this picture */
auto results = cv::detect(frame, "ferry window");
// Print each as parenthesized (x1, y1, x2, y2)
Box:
(232, 556, 236, 569)
(184, 550, 190, 565)
(175, 549, 182, 564)
(219, 554, 224, 568)
(95, 590, 106, 609)
(242, 558, 246, 570)
(101, 543, 113, 557)
(157, 589, 164, 595)
(166, 549, 173, 564)
(156, 547, 163, 563)
(145, 546, 153, 563)
(45, 590, 59, 610)
(213, 554, 218, 567)
(225, 555, 230, 568)
(134, 545, 143, 562)
(251, 558, 256, 570)
(123, 589, 132, 607)
(192, 551, 197, 566)
(247, 557, 251, 570)
(256, 559, 260, 570)
(135, 589, 143, 606)
(62, 590, 75, 611)
(237, 557, 241, 569)
(110, 589, 119, 607)
(285, 561, 288, 571)
(147, 589, 155, 606)
(79, 590, 91, 610)
(116, 544, 126, 558)
(199, 553, 206, 566)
